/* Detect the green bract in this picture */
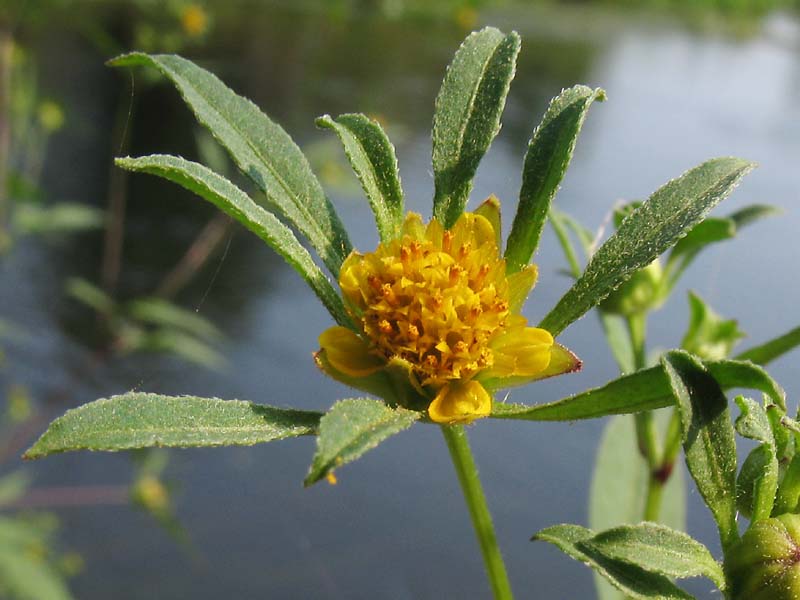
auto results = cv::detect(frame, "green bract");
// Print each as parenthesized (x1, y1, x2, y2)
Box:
(725, 514, 800, 600)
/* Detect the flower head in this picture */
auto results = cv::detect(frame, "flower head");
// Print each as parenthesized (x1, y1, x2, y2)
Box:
(317, 201, 580, 424)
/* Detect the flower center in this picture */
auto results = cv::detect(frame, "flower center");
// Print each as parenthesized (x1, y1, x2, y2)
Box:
(339, 213, 510, 385)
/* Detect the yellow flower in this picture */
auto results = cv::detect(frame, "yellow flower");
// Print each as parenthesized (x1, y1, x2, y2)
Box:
(180, 4, 209, 37)
(317, 200, 580, 424)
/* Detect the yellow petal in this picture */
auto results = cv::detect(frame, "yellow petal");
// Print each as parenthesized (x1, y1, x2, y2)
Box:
(318, 326, 385, 377)
(487, 326, 553, 378)
(474, 195, 502, 248)
(427, 380, 492, 424)
(402, 212, 425, 239)
(478, 343, 582, 392)
(507, 264, 538, 313)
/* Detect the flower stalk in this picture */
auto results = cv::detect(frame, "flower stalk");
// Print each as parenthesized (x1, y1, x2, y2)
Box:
(442, 424, 514, 600)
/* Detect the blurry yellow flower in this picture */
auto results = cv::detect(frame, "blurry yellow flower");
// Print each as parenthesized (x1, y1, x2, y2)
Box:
(317, 201, 580, 425)
(181, 4, 209, 37)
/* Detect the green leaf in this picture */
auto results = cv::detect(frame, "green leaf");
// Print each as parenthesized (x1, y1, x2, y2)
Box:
(317, 113, 403, 241)
(734, 397, 779, 522)
(664, 204, 776, 289)
(584, 522, 724, 589)
(734, 396, 775, 447)
(736, 444, 779, 522)
(539, 157, 755, 336)
(65, 277, 116, 316)
(305, 398, 419, 486)
(533, 524, 694, 599)
(491, 357, 783, 422)
(662, 351, 739, 552)
(12, 202, 104, 235)
(681, 292, 745, 361)
(128, 297, 223, 341)
(735, 325, 800, 366)
(110, 53, 351, 274)
(504, 85, 605, 273)
(548, 207, 584, 280)
(599, 312, 636, 374)
(432, 27, 520, 228)
(589, 414, 686, 600)
(0, 550, 74, 600)
(116, 155, 351, 328)
(24, 393, 321, 459)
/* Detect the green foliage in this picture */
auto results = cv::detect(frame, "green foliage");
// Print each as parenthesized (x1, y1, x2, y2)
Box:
(539, 157, 755, 336)
(66, 277, 227, 369)
(533, 524, 694, 599)
(589, 414, 686, 600)
(305, 398, 419, 486)
(115, 155, 351, 328)
(490, 357, 784, 421)
(681, 292, 745, 360)
(504, 85, 605, 274)
(432, 27, 520, 228)
(11, 202, 103, 235)
(584, 522, 725, 589)
(317, 114, 404, 242)
(24, 393, 322, 459)
(735, 325, 800, 365)
(110, 52, 351, 275)
(662, 351, 739, 552)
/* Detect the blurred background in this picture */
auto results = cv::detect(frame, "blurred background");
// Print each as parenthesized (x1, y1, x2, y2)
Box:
(1, 1, 799, 598)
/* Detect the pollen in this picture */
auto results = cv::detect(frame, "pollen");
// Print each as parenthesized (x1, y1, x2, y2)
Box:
(339, 212, 512, 385)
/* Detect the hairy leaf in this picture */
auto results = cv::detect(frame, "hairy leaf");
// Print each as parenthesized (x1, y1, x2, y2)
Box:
(533, 524, 693, 599)
(110, 53, 351, 274)
(584, 522, 724, 589)
(505, 85, 605, 272)
(491, 357, 783, 421)
(539, 158, 755, 336)
(432, 27, 520, 227)
(317, 113, 403, 241)
(305, 398, 419, 486)
(116, 155, 351, 328)
(662, 351, 738, 551)
(25, 393, 321, 459)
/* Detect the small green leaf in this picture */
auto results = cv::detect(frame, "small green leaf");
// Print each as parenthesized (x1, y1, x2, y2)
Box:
(110, 53, 351, 274)
(491, 357, 784, 422)
(116, 155, 352, 328)
(539, 157, 755, 336)
(432, 27, 520, 228)
(681, 292, 745, 361)
(317, 113, 403, 241)
(735, 325, 800, 366)
(24, 393, 321, 459)
(728, 204, 781, 228)
(0, 550, 74, 600)
(12, 202, 104, 235)
(305, 398, 419, 486)
(128, 297, 223, 341)
(584, 522, 724, 589)
(734, 396, 775, 447)
(65, 277, 116, 316)
(533, 524, 694, 599)
(599, 313, 636, 374)
(662, 351, 739, 552)
(734, 397, 779, 522)
(589, 415, 686, 600)
(505, 85, 605, 273)
(737, 444, 779, 522)
(663, 217, 735, 286)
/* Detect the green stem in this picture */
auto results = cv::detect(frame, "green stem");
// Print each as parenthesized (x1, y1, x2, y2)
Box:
(627, 313, 667, 522)
(441, 424, 513, 600)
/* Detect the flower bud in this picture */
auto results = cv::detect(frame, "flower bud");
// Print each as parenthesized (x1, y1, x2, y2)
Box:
(600, 260, 664, 317)
(725, 513, 800, 600)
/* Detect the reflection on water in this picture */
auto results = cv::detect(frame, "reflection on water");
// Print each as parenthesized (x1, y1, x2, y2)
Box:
(2, 5, 799, 598)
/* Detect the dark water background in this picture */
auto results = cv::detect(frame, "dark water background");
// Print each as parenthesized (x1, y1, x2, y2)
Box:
(2, 4, 800, 598)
